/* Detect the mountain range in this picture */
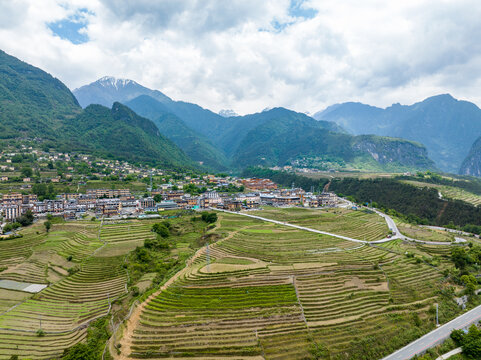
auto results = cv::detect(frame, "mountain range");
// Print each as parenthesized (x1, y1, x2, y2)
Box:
(0, 50, 193, 169)
(74, 76, 436, 173)
(314, 95, 481, 174)
(2, 48, 479, 175)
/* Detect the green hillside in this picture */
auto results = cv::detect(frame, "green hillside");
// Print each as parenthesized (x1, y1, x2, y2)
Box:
(0, 50, 195, 170)
(155, 113, 229, 171)
(126, 95, 228, 171)
(0, 49, 80, 139)
(232, 115, 435, 171)
(59, 103, 195, 168)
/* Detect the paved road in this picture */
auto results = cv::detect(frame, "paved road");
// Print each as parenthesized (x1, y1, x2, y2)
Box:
(214, 208, 461, 247)
(214, 208, 368, 243)
(215, 207, 436, 245)
(382, 305, 481, 360)
(213, 206, 475, 359)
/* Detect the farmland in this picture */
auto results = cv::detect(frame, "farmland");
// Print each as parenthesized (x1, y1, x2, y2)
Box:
(116, 210, 464, 360)
(401, 180, 481, 206)
(0, 207, 472, 359)
(250, 207, 389, 241)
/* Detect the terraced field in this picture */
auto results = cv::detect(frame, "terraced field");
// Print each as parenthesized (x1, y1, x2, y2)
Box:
(117, 211, 453, 360)
(401, 180, 481, 206)
(396, 222, 454, 243)
(251, 207, 389, 241)
(0, 219, 135, 359)
(96, 221, 156, 256)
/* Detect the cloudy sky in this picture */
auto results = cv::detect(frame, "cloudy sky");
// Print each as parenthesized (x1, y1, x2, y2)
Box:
(1, 0, 480, 114)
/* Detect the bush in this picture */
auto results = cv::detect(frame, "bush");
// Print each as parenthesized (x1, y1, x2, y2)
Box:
(152, 223, 170, 238)
(201, 212, 218, 224)
(36, 329, 45, 337)
(62, 343, 95, 360)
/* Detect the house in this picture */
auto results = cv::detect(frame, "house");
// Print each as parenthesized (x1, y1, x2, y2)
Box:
(241, 178, 277, 191)
(0, 176, 8, 181)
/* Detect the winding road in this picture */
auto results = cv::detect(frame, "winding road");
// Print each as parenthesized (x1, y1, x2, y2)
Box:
(214, 207, 451, 246)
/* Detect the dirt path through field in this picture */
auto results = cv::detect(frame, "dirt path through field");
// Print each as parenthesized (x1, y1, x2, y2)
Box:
(113, 221, 248, 360)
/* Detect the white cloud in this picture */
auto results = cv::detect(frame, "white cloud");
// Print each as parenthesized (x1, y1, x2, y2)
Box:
(0, 0, 480, 114)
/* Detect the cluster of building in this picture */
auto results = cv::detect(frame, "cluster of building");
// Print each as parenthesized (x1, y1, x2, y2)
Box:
(0, 178, 339, 223)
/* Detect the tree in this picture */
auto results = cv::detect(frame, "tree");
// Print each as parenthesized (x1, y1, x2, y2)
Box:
(451, 247, 471, 269)
(44, 221, 52, 233)
(451, 329, 465, 345)
(21, 167, 33, 178)
(153, 194, 162, 203)
(201, 212, 218, 224)
(17, 210, 34, 227)
(62, 343, 96, 360)
(463, 324, 481, 358)
(152, 223, 169, 238)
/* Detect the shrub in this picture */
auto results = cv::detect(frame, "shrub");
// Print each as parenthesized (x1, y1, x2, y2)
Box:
(36, 329, 45, 337)
(201, 212, 218, 224)
(152, 223, 170, 238)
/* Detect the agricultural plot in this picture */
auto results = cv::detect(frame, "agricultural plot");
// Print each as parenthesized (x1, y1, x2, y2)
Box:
(401, 180, 481, 206)
(0, 220, 131, 359)
(120, 211, 451, 360)
(96, 221, 156, 256)
(397, 222, 454, 243)
(251, 207, 389, 241)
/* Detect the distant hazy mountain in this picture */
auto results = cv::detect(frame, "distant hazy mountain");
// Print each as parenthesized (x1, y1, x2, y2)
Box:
(73, 76, 171, 108)
(460, 136, 481, 177)
(125, 94, 434, 172)
(314, 94, 481, 173)
(231, 114, 434, 171)
(0, 50, 193, 169)
(75, 76, 437, 172)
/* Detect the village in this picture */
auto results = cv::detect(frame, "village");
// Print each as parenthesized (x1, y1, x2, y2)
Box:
(0, 175, 339, 233)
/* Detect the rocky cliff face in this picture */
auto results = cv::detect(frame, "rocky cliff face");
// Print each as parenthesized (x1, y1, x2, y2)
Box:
(460, 136, 481, 177)
(352, 135, 436, 169)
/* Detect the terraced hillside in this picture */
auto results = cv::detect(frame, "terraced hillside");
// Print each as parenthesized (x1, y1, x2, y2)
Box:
(116, 211, 459, 360)
(401, 180, 481, 206)
(251, 207, 389, 241)
(0, 219, 132, 359)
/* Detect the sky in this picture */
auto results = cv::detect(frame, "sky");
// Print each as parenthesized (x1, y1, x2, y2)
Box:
(1, 0, 481, 115)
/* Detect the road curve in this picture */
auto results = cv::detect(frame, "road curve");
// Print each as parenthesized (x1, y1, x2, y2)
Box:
(212, 208, 406, 244)
(382, 305, 481, 360)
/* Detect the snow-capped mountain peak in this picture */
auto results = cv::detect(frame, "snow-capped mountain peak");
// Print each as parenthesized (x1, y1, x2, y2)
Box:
(97, 76, 136, 90)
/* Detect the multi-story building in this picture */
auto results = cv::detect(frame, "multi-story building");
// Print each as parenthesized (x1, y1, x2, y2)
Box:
(3, 204, 20, 221)
(241, 178, 277, 191)
(87, 188, 132, 199)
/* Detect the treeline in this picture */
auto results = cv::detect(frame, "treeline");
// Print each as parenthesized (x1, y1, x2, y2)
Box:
(330, 178, 481, 227)
(241, 167, 328, 191)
